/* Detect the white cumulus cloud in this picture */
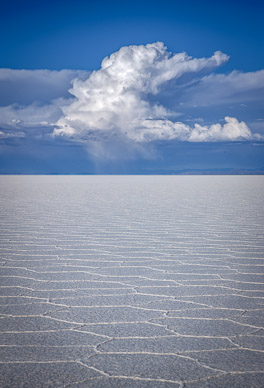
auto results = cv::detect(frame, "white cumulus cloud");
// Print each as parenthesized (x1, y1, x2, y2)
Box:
(54, 42, 254, 143)
(1, 42, 262, 146)
(189, 116, 253, 141)
(129, 116, 254, 142)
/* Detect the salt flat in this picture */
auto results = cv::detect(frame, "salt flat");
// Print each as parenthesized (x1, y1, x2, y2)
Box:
(0, 175, 264, 387)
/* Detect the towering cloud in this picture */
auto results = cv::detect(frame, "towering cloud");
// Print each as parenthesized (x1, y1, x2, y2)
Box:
(54, 42, 255, 142)
(0, 42, 262, 145)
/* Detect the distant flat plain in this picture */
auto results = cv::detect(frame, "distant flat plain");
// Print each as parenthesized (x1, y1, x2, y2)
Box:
(0, 175, 264, 387)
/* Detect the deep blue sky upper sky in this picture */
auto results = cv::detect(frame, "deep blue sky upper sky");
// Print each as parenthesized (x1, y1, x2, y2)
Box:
(1, 0, 263, 72)
(0, 0, 263, 174)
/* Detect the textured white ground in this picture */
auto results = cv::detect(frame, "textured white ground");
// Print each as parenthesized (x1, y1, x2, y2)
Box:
(0, 175, 264, 387)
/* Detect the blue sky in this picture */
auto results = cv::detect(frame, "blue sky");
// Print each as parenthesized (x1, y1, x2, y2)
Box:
(0, 0, 264, 174)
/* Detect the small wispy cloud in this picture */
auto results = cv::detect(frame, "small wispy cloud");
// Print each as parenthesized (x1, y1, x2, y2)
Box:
(0, 68, 89, 105)
(180, 69, 264, 107)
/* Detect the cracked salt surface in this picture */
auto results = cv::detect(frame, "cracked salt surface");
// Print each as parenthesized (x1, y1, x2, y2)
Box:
(0, 175, 264, 387)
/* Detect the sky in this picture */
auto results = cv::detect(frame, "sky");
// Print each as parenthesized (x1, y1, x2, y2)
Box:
(0, 0, 264, 174)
